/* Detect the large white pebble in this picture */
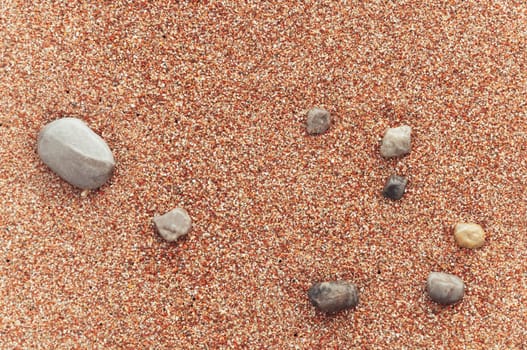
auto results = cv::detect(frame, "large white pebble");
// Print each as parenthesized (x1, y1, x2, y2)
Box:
(153, 208, 192, 242)
(380, 125, 412, 157)
(37, 118, 115, 189)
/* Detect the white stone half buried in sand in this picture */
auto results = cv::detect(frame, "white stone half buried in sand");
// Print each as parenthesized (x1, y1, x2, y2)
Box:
(37, 117, 115, 190)
(154, 208, 192, 242)
(380, 125, 412, 158)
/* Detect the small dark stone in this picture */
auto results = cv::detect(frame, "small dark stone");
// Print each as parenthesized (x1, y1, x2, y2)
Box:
(308, 281, 359, 313)
(383, 175, 408, 200)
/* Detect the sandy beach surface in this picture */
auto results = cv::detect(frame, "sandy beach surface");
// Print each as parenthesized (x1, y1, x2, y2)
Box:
(1, 1, 526, 348)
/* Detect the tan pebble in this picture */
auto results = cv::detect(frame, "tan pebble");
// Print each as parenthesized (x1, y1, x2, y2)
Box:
(454, 223, 485, 249)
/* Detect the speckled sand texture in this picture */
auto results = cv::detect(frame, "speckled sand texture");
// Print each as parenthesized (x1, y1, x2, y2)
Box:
(1, 1, 526, 348)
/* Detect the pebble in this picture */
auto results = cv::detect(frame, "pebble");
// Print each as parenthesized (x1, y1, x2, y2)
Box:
(380, 125, 412, 157)
(306, 108, 331, 135)
(153, 208, 192, 242)
(426, 272, 465, 305)
(382, 175, 408, 200)
(37, 117, 115, 189)
(454, 223, 485, 249)
(308, 281, 359, 313)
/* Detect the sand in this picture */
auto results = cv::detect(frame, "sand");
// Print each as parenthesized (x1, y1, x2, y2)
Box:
(1, 1, 526, 348)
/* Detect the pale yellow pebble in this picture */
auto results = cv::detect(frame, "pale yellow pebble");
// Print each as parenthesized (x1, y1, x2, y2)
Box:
(454, 223, 486, 249)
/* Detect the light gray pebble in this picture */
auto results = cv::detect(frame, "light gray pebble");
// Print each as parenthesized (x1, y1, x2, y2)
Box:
(308, 281, 359, 313)
(426, 272, 465, 305)
(306, 108, 331, 135)
(37, 117, 115, 189)
(153, 208, 192, 242)
(380, 125, 412, 157)
(383, 175, 408, 200)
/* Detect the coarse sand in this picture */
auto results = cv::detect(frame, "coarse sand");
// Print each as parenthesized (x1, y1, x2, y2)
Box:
(1, 1, 526, 348)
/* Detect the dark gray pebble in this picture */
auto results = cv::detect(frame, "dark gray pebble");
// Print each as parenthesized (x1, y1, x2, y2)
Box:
(308, 281, 359, 313)
(383, 175, 408, 200)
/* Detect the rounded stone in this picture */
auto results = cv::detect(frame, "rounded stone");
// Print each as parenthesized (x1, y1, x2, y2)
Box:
(308, 281, 359, 313)
(383, 174, 408, 200)
(454, 223, 485, 249)
(306, 108, 331, 135)
(380, 125, 412, 158)
(153, 208, 192, 242)
(37, 117, 115, 189)
(426, 272, 464, 305)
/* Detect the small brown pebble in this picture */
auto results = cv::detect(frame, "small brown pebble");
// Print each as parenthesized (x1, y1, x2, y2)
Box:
(306, 108, 331, 135)
(382, 175, 408, 200)
(308, 281, 359, 313)
(454, 223, 485, 249)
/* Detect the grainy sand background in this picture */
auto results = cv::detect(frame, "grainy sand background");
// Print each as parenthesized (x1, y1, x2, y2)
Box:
(1, 1, 526, 348)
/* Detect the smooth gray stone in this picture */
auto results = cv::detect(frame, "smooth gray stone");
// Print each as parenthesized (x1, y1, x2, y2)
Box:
(383, 175, 408, 200)
(427, 272, 465, 305)
(153, 208, 192, 242)
(37, 118, 115, 189)
(306, 108, 331, 135)
(308, 281, 359, 313)
(380, 125, 412, 157)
